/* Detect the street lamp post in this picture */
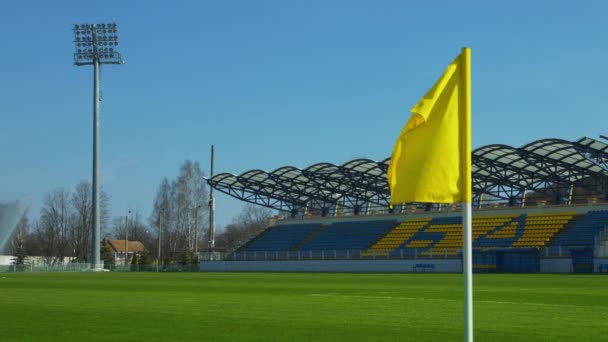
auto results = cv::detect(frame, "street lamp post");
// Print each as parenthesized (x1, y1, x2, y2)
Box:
(157, 209, 163, 272)
(209, 145, 215, 254)
(125, 210, 130, 266)
(72, 23, 123, 270)
(194, 205, 201, 260)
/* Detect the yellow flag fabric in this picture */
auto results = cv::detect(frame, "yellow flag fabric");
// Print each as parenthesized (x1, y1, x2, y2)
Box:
(388, 51, 471, 204)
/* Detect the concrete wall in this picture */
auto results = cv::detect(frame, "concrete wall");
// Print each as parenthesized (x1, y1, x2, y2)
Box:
(594, 258, 608, 273)
(540, 258, 572, 273)
(202, 257, 608, 273)
(0, 255, 72, 266)
(201, 259, 462, 273)
(0, 255, 13, 266)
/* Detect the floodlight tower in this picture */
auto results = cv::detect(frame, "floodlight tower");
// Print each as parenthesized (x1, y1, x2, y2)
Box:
(72, 23, 123, 270)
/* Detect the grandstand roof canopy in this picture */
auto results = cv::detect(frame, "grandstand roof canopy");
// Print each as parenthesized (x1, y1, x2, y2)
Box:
(207, 137, 608, 213)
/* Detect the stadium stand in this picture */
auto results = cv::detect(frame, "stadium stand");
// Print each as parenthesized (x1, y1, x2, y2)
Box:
(209, 137, 608, 217)
(363, 219, 431, 256)
(212, 136, 608, 272)
(513, 212, 575, 247)
(240, 223, 321, 252)
(297, 220, 397, 257)
(546, 210, 608, 259)
(550, 210, 608, 246)
(236, 212, 599, 257)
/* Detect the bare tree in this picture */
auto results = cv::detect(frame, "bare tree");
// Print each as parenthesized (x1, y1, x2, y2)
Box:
(174, 162, 193, 253)
(216, 204, 274, 252)
(69, 181, 110, 262)
(133, 228, 156, 259)
(37, 189, 72, 263)
(113, 209, 153, 248)
(70, 181, 91, 262)
(32, 183, 109, 264)
(100, 188, 111, 237)
(190, 161, 208, 259)
(2, 214, 28, 255)
(236, 204, 273, 232)
(151, 177, 173, 264)
(150, 160, 209, 264)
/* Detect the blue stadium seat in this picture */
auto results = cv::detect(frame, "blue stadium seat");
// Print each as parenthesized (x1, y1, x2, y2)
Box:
(240, 223, 321, 252)
(297, 220, 398, 252)
(550, 210, 608, 248)
(236, 210, 608, 259)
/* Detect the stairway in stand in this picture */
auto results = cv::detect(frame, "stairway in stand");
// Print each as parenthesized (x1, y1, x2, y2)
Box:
(289, 225, 327, 251)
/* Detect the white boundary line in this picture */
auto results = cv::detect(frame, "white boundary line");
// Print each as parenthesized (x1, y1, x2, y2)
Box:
(307, 294, 599, 309)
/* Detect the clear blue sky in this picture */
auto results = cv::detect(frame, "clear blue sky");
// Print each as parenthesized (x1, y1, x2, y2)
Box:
(1, 0, 607, 229)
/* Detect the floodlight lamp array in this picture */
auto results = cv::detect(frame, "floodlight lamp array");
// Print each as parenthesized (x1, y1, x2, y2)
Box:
(73, 23, 122, 65)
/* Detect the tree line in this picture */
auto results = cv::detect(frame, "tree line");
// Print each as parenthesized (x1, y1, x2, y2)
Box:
(2, 160, 275, 266)
(1, 181, 110, 264)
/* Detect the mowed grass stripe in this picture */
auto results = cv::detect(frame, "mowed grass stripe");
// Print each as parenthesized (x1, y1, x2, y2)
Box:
(1, 273, 607, 341)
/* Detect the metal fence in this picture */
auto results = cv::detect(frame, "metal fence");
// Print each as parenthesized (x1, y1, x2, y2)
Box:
(106, 264, 199, 272)
(201, 245, 607, 262)
(1, 244, 604, 272)
(213, 249, 461, 261)
(0, 263, 92, 273)
(0, 262, 200, 273)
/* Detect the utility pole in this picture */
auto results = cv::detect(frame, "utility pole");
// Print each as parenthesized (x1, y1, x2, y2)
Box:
(72, 23, 123, 270)
(194, 205, 201, 260)
(125, 210, 130, 266)
(157, 209, 162, 272)
(208, 145, 215, 254)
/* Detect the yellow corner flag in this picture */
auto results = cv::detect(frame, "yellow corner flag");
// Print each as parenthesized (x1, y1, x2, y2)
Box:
(388, 48, 471, 204)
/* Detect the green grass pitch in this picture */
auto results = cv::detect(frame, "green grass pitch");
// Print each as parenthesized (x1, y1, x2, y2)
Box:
(1, 272, 607, 341)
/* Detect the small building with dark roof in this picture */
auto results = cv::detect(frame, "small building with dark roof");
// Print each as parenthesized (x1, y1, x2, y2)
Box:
(107, 240, 146, 264)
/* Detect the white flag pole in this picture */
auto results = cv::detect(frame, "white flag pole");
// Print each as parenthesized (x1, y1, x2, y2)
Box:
(463, 202, 473, 342)
(460, 47, 473, 342)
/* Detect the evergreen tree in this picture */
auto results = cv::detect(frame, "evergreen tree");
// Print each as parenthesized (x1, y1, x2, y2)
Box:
(130, 252, 139, 271)
(11, 239, 27, 272)
(139, 249, 152, 265)
(178, 246, 191, 266)
(100, 240, 115, 268)
(191, 253, 199, 266)
(163, 255, 172, 268)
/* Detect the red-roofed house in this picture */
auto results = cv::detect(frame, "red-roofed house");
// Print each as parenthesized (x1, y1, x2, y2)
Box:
(107, 240, 146, 264)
